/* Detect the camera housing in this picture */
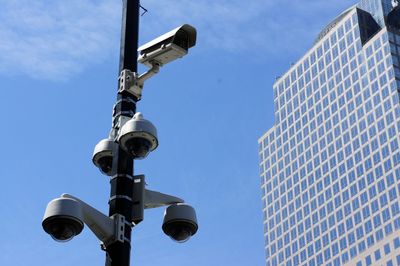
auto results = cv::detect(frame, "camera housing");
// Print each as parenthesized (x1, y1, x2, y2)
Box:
(42, 194, 120, 246)
(92, 138, 116, 176)
(118, 112, 158, 159)
(138, 24, 197, 67)
(42, 197, 84, 242)
(162, 203, 198, 243)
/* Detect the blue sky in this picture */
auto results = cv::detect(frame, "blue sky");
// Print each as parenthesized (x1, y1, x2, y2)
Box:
(0, 1, 355, 265)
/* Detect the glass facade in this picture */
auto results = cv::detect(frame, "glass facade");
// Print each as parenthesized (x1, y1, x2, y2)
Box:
(259, 1, 400, 265)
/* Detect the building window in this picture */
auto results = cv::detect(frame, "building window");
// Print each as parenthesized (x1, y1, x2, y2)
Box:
(392, 237, 400, 250)
(374, 249, 382, 261)
(365, 255, 372, 266)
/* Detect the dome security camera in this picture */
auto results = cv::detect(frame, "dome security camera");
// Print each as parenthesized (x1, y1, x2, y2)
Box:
(92, 138, 116, 176)
(118, 112, 158, 159)
(162, 203, 198, 243)
(42, 197, 84, 242)
(42, 194, 121, 246)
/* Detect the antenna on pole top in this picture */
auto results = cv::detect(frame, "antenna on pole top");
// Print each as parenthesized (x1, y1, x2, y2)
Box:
(140, 5, 148, 16)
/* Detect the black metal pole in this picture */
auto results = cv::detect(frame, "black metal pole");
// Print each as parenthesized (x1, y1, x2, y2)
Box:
(105, 1, 140, 266)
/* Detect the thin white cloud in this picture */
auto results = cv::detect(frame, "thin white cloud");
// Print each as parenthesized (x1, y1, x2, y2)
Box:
(0, 0, 120, 80)
(140, 0, 355, 54)
(0, 0, 355, 81)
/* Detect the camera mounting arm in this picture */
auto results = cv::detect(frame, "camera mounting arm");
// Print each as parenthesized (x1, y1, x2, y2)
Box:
(130, 174, 184, 224)
(144, 189, 184, 209)
(60, 194, 127, 248)
(118, 63, 160, 101)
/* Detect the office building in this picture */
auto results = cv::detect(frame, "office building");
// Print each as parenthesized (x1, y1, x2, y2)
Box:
(259, 0, 400, 265)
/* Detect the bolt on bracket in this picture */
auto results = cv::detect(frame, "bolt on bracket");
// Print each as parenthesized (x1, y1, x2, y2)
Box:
(119, 70, 142, 100)
(100, 214, 131, 251)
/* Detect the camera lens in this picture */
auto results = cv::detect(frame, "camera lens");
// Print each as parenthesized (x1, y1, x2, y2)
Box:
(124, 137, 152, 159)
(43, 216, 83, 242)
(163, 221, 197, 243)
(97, 155, 113, 175)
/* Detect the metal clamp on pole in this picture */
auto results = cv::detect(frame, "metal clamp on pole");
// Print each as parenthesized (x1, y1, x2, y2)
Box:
(101, 214, 132, 251)
(118, 63, 160, 100)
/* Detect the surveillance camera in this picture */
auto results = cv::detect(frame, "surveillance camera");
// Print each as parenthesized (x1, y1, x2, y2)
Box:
(162, 203, 198, 243)
(138, 24, 197, 67)
(43, 194, 119, 247)
(118, 112, 158, 159)
(42, 197, 84, 242)
(92, 138, 116, 176)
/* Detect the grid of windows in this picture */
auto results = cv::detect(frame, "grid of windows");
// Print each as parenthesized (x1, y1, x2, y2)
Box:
(355, 236, 400, 265)
(259, 1, 400, 265)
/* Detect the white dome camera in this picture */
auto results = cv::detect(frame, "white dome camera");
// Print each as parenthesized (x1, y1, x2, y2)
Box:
(162, 203, 198, 243)
(42, 194, 121, 246)
(118, 112, 158, 159)
(92, 138, 116, 176)
(42, 197, 84, 242)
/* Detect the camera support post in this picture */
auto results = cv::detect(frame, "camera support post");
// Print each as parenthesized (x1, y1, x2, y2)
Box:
(105, 1, 140, 265)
